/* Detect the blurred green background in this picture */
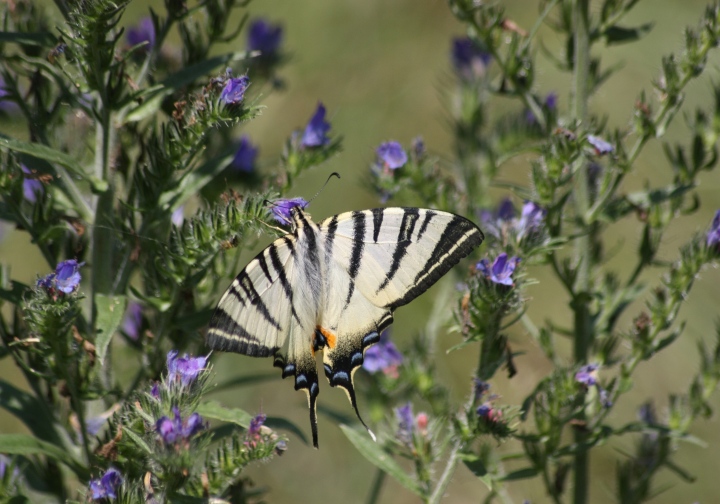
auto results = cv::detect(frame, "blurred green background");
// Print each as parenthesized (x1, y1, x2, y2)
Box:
(3, 0, 720, 502)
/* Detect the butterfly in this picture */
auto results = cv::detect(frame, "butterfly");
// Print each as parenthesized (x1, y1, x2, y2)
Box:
(206, 204, 484, 448)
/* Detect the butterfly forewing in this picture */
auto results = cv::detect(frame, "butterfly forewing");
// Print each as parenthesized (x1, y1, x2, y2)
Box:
(206, 206, 483, 448)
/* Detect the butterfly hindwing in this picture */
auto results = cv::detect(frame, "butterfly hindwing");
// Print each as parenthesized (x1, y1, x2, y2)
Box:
(206, 206, 483, 448)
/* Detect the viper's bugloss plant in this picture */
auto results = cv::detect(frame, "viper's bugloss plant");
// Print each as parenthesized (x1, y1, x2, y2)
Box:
(1, 0, 720, 503)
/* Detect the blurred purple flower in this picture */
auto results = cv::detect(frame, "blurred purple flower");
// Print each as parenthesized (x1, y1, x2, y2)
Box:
(22, 165, 44, 203)
(126, 17, 155, 51)
(452, 37, 492, 81)
(587, 135, 614, 155)
(220, 75, 250, 105)
(166, 350, 207, 386)
(248, 19, 283, 57)
(517, 201, 546, 239)
(476, 253, 520, 286)
(411, 136, 426, 160)
(476, 404, 491, 418)
(271, 197, 308, 225)
(171, 206, 184, 227)
(599, 388, 612, 408)
(638, 402, 656, 424)
(525, 92, 557, 125)
(230, 135, 259, 172)
(706, 210, 720, 248)
(575, 363, 599, 386)
(396, 402, 414, 443)
(473, 378, 490, 401)
(0, 76, 20, 114)
(480, 198, 516, 239)
(89, 467, 122, 500)
(121, 302, 143, 341)
(363, 331, 403, 377)
(150, 382, 160, 399)
(301, 103, 331, 148)
(376, 141, 408, 170)
(248, 413, 266, 437)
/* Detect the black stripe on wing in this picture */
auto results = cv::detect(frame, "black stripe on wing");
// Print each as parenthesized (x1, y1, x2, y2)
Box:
(388, 214, 483, 310)
(206, 309, 279, 357)
(345, 211, 366, 305)
(377, 208, 419, 291)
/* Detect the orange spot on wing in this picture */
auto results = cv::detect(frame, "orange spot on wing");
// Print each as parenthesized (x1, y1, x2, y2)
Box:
(317, 326, 337, 349)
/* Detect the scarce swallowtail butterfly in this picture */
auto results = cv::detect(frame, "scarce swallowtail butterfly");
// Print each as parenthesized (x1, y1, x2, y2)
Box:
(206, 203, 484, 448)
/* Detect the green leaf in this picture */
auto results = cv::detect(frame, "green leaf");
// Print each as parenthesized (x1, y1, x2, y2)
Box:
(0, 434, 87, 479)
(0, 31, 56, 47)
(94, 294, 127, 365)
(602, 23, 653, 45)
(0, 380, 64, 446)
(265, 416, 309, 445)
(498, 467, 539, 481)
(196, 400, 252, 428)
(460, 452, 493, 489)
(340, 424, 422, 497)
(122, 427, 154, 455)
(0, 280, 29, 304)
(0, 135, 84, 179)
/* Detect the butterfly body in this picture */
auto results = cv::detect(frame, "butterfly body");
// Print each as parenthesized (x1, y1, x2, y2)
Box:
(207, 206, 483, 447)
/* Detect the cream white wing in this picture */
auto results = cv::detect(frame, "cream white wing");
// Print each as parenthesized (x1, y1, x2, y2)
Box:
(314, 208, 484, 433)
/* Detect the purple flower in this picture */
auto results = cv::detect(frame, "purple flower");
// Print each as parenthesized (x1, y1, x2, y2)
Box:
(230, 135, 259, 172)
(638, 402, 656, 424)
(376, 141, 408, 170)
(150, 382, 160, 399)
(248, 413, 266, 437)
(156, 407, 205, 445)
(22, 165, 44, 203)
(476, 404, 491, 418)
(271, 197, 309, 225)
(126, 17, 155, 51)
(121, 302, 142, 341)
(587, 135, 614, 155)
(301, 103, 331, 148)
(706, 210, 720, 247)
(166, 350, 207, 386)
(220, 75, 250, 105)
(411, 136, 425, 160)
(363, 331, 403, 377)
(525, 92, 558, 125)
(517, 201, 546, 239)
(171, 206, 184, 227)
(575, 364, 599, 386)
(247, 19, 283, 57)
(479, 198, 516, 239)
(395, 403, 414, 443)
(476, 253, 520, 286)
(452, 37, 492, 81)
(182, 412, 205, 438)
(55, 259, 84, 294)
(473, 378, 490, 401)
(38, 259, 84, 293)
(89, 467, 123, 500)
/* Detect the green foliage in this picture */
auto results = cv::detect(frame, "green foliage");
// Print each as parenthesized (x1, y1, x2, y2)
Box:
(1, 0, 720, 503)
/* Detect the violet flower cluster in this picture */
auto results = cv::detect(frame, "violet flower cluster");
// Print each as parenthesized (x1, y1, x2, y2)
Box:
(36, 259, 84, 294)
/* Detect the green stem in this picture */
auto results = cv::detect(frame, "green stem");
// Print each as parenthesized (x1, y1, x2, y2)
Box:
(364, 468, 386, 504)
(571, 1, 592, 504)
(428, 440, 463, 504)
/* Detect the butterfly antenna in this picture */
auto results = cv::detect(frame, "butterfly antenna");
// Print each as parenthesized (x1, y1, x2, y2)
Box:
(307, 172, 341, 204)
